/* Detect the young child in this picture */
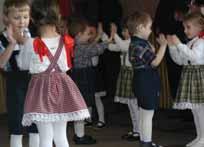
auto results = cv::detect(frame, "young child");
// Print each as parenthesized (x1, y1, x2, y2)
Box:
(0, 1, 39, 147)
(88, 22, 107, 128)
(127, 11, 167, 147)
(168, 12, 204, 147)
(19, 0, 90, 147)
(69, 18, 109, 144)
(107, 23, 140, 141)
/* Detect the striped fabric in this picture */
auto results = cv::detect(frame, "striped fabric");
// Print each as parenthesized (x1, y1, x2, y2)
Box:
(174, 65, 204, 109)
(22, 37, 89, 126)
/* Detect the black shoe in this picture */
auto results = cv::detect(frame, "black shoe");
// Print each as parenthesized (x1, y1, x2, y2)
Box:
(85, 120, 93, 127)
(121, 131, 140, 141)
(95, 121, 106, 129)
(73, 135, 97, 145)
(140, 141, 163, 147)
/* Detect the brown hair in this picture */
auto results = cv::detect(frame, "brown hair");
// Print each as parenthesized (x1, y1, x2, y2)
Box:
(3, 0, 30, 16)
(127, 11, 152, 35)
(183, 12, 204, 31)
(31, 0, 60, 28)
(68, 18, 88, 37)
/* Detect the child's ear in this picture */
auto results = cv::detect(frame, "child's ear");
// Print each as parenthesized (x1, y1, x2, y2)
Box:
(136, 24, 143, 32)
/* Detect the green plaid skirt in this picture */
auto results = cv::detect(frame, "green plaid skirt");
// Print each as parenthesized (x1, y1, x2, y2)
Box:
(115, 66, 135, 103)
(174, 65, 204, 109)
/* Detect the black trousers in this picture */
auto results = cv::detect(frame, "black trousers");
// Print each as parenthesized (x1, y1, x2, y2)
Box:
(6, 71, 38, 135)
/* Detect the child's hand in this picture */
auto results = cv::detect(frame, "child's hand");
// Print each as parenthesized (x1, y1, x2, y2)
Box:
(171, 35, 181, 45)
(156, 34, 167, 47)
(97, 22, 103, 36)
(7, 25, 17, 45)
(110, 23, 117, 36)
(166, 35, 181, 46)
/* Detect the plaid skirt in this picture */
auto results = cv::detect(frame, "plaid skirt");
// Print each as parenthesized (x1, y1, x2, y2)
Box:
(174, 65, 204, 109)
(115, 66, 135, 104)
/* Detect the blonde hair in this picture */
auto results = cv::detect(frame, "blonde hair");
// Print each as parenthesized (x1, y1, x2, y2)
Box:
(3, 0, 30, 16)
(127, 11, 152, 35)
(183, 12, 204, 31)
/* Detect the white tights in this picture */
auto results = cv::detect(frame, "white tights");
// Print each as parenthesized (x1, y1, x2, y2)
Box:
(127, 99, 140, 133)
(36, 121, 69, 147)
(139, 107, 154, 142)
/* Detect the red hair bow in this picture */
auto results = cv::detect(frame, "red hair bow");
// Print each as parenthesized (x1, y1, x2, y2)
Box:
(198, 32, 204, 39)
(33, 38, 48, 62)
(33, 35, 75, 68)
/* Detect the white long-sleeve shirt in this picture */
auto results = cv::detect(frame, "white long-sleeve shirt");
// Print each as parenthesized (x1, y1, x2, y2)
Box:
(169, 37, 204, 65)
(17, 36, 70, 73)
(108, 34, 131, 67)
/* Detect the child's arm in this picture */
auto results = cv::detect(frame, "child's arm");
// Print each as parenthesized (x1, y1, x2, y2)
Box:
(0, 25, 17, 68)
(114, 34, 130, 52)
(151, 34, 167, 67)
(16, 38, 34, 70)
(175, 39, 204, 63)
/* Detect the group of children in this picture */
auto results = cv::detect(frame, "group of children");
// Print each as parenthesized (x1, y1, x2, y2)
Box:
(0, 0, 204, 147)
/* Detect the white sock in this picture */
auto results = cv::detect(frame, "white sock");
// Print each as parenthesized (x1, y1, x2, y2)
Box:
(53, 121, 69, 147)
(29, 133, 39, 147)
(95, 96, 105, 123)
(36, 122, 53, 147)
(128, 99, 139, 133)
(139, 107, 154, 142)
(192, 107, 204, 147)
(10, 134, 23, 147)
(186, 109, 200, 147)
(74, 121, 85, 137)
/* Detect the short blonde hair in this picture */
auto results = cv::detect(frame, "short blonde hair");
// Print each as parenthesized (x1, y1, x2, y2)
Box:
(3, 0, 30, 16)
(127, 11, 152, 35)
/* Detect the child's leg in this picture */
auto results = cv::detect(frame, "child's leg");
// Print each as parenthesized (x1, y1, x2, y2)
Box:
(128, 99, 140, 134)
(139, 107, 154, 143)
(10, 134, 23, 147)
(53, 121, 69, 147)
(74, 121, 85, 137)
(95, 95, 105, 123)
(186, 109, 200, 147)
(27, 124, 39, 147)
(192, 107, 204, 147)
(29, 133, 39, 147)
(36, 122, 53, 147)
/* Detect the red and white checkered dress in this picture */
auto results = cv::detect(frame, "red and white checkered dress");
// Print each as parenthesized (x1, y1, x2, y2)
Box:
(22, 38, 90, 126)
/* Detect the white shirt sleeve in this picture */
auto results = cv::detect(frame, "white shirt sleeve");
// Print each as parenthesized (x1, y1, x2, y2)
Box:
(16, 38, 34, 70)
(176, 39, 204, 63)
(169, 45, 188, 65)
(101, 32, 109, 42)
(108, 43, 121, 52)
(114, 34, 130, 52)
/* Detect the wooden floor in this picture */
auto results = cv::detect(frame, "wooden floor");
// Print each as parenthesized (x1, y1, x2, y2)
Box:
(0, 108, 195, 147)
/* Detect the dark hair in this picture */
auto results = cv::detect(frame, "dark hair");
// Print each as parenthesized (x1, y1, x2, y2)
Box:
(31, 0, 60, 28)
(127, 11, 152, 35)
(68, 17, 88, 37)
(3, 0, 30, 15)
(183, 12, 204, 31)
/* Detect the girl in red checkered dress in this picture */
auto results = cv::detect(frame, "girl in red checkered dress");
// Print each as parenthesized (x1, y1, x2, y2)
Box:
(19, 0, 90, 147)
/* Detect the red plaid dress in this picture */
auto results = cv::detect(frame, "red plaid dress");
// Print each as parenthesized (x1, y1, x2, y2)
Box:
(22, 37, 90, 126)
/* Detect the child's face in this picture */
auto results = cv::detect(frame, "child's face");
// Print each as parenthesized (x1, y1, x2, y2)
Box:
(6, 6, 30, 33)
(122, 28, 130, 39)
(183, 20, 203, 39)
(78, 26, 91, 43)
(88, 26, 97, 42)
(141, 20, 152, 39)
